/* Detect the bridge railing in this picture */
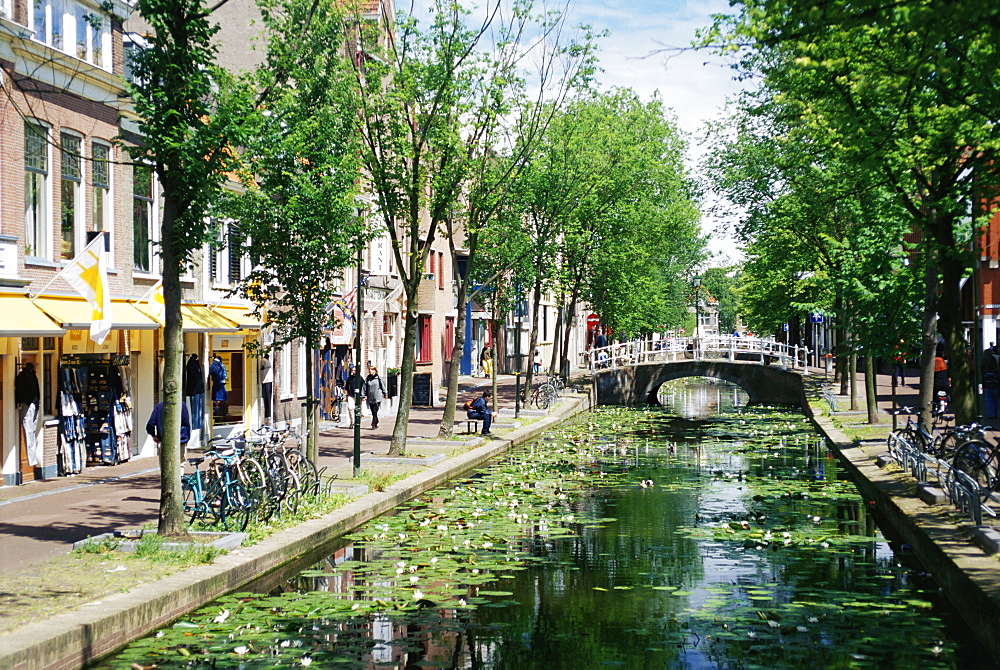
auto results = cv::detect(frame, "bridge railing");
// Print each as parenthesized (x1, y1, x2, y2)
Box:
(586, 335, 811, 372)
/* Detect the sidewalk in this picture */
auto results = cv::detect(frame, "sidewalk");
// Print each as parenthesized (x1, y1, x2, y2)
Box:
(0, 373, 525, 574)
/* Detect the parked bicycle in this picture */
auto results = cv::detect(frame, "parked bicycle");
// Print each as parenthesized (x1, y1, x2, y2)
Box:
(181, 448, 255, 531)
(529, 380, 558, 410)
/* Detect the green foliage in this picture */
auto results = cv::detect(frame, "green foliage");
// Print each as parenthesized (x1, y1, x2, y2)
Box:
(223, 0, 364, 349)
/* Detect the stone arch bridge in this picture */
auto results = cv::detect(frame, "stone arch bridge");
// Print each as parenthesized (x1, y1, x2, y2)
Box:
(593, 359, 806, 407)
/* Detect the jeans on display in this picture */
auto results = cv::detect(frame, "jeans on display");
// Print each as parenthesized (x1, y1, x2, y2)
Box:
(261, 382, 273, 420)
(188, 393, 204, 432)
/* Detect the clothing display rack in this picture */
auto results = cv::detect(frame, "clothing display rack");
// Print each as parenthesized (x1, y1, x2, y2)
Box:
(58, 354, 134, 470)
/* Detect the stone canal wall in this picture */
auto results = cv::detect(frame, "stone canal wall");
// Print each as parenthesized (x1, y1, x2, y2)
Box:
(0, 392, 594, 670)
(805, 400, 1000, 662)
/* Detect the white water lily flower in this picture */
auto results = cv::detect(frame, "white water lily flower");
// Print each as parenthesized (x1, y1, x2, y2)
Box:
(410, 575, 419, 583)
(351, 603, 360, 610)
(459, 598, 467, 607)
(398, 533, 407, 540)
(472, 569, 480, 574)
(301, 657, 313, 667)
(413, 590, 424, 600)
(233, 645, 250, 655)
(464, 539, 471, 546)
(430, 557, 438, 563)
(438, 525, 448, 531)
(796, 626, 808, 633)
(396, 567, 405, 575)
(767, 620, 779, 628)
(808, 616, 819, 623)
(155, 631, 164, 638)
(483, 541, 494, 549)
(214, 609, 230, 624)
(439, 508, 447, 514)
(409, 565, 417, 573)
(281, 640, 291, 648)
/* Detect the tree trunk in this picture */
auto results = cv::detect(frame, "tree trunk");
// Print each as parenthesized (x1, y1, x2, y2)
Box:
(156, 192, 188, 539)
(524, 277, 543, 396)
(918, 244, 939, 432)
(389, 287, 420, 455)
(438, 280, 469, 438)
(865, 351, 880, 424)
(939, 249, 974, 425)
(849, 348, 858, 411)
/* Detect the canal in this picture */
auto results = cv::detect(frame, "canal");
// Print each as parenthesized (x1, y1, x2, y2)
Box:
(103, 379, 980, 669)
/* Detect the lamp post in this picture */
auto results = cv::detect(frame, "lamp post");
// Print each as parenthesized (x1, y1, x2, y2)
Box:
(353, 244, 369, 478)
(693, 275, 702, 357)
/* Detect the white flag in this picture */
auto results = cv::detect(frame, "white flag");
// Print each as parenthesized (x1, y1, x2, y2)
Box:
(61, 234, 112, 344)
(138, 278, 165, 323)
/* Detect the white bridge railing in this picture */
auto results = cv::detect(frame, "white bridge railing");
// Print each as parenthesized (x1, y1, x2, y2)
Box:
(586, 335, 810, 372)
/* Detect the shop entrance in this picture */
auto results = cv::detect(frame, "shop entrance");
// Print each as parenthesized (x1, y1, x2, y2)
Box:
(58, 354, 134, 471)
(212, 351, 244, 424)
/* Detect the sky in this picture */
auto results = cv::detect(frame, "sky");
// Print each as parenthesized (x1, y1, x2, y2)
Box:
(559, 0, 746, 262)
(407, 0, 747, 262)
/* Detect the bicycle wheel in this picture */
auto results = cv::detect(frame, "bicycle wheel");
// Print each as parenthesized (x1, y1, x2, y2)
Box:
(182, 475, 206, 525)
(289, 452, 320, 498)
(951, 440, 998, 503)
(888, 428, 922, 453)
(551, 377, 565, 394)
(533, 388, 550, 410)
(220, 479, 253, 532)
(931, 431, 962, 460)
(239, 457, 274, 522)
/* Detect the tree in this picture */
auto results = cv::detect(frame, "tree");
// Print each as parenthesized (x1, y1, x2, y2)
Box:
(126, 0, 252, 536)
(710, 0, 1000, 425)
(225, 0, 364, 464)
(353, 0, 590, 452)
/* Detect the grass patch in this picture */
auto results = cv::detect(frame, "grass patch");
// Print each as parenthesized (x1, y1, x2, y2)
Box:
(356, 469, 408, 492)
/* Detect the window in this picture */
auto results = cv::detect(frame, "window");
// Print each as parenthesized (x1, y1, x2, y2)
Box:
(31, 0, 111, 70)
(227, 224, 243, 284)
(438, 251, 445, 288)
(207, 220, 245, 286)
(91, 142, 111, 235)
(60, 133, 82, 260)
(24, 122, 50, 259)
(132, 164, 154, 272)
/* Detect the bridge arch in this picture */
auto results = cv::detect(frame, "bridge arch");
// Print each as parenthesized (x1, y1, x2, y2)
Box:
(593, 360, 805, 407)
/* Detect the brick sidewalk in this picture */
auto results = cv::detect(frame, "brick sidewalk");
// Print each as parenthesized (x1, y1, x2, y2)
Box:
(0, 374, 527, 572)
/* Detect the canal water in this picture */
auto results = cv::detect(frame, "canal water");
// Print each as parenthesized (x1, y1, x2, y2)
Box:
(104, 379, 978, 669)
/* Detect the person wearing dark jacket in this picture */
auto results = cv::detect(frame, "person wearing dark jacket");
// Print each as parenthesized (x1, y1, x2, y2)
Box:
(365, 366, 387, 429)
(467, 389, 493, 436)
(209, 354, 228, 418)
(342, 363, 367, 428)
(146, 401, 191, 459)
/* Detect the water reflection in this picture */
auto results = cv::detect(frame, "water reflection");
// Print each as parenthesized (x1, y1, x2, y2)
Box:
(102, 379, 974, 669)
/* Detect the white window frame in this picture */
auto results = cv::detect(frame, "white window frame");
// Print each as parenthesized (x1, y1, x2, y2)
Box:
(279, 341, 292, 400)
(91, 141, 112, 259)
(30, 0, 111, 71)
(296, 339, 307, 397)
(132, 162, 159, 275)
(1, 0, 12, 20)
(59, 131, 84, 261)
(24, 121, 51, 261)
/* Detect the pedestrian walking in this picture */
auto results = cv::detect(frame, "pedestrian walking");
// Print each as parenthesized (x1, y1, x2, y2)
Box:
(365, 365, 387, 429)
(145, 400, 191, 460)
(533, 349, 543, 374)
(342, 363, 367, 428)
(467, 389, 494, 436)
(481, 345, 493, 378)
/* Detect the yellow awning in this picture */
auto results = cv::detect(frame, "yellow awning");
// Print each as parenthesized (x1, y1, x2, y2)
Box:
(33, 297, 160, 330)
(0, 294, 66, 337)
(212, 305, 264, 329)
(180, 304, 240, 333)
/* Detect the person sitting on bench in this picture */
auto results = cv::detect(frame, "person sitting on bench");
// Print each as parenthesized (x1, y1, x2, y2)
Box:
(467, 389, 493, 436)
